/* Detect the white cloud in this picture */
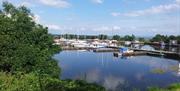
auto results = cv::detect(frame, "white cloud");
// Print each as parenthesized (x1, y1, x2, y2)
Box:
(34, 14, 40, 23)
(112, 0, 180, 17)
(103, 76, 125, 91)
(91, 0, 104, 4)
(92, 26, 121, 32)
(111, 12, 121, 17)
(92, 26, 111, 32)
(18, 2, 35, 7)
(46, 24, 62, 30)
(30, 14, 41, 23)
(176, 0, 180, 4)
(112, 26, 121, 30)
(39, 0, 71, 8)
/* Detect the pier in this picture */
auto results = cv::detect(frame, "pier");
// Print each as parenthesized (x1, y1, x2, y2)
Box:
(130, 48, 180, 59)
(62, 46, 180, 60)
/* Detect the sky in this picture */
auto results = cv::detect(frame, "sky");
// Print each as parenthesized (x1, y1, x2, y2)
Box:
(0, 0, 180, 36)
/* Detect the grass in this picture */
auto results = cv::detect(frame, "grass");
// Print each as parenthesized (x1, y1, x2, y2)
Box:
(148, 83, 180, 91)
(169, 66, 179, 72)
(151, 68, 166, 74)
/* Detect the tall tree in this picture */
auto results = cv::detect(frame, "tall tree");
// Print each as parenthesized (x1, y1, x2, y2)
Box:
(0, 2, 60, 78)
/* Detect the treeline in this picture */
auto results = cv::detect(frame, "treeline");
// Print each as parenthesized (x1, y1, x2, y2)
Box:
(54, 34, 108, 40)
(54, 34, 137, 41)
(54, 34, 180, 44)
(150, 34, 180, 44)
(0, 2, 105, 91)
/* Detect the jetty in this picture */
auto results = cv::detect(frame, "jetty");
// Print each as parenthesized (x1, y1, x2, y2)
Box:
(130, 48, 180, 60)
(61, 46, 180, 60)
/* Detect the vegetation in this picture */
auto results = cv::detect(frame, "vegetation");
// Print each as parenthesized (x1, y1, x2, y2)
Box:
(98, 34, 108, 40)
(56, 34, 180, 44)
(0, 72, 105, 91)
(56, 34, 108, 40)
(148, 83, 180, 91)
(0, 2, 105, 91)
(56, 34, 136, 41)
(151, 34, 180, 44)
(112, 35, 121, 41)
(151, 68, 166, 74)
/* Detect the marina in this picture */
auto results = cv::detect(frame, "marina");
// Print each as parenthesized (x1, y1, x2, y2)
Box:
(58, 39, 180, 60)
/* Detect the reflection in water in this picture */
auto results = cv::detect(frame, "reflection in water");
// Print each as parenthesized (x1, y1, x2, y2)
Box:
(178, 63, 180, 76)
(103, 75, 126, 91)
(77, 69, 127, 91)
(54, 51, 180, 91)
(135, 73, 145, 81)
(84, 69, 100, 83)
(140, 45, 155, 51)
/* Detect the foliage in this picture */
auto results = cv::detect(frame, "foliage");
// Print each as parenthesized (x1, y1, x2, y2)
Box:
(0, 2, 61, 78)
(0, 72, 105, 91)
(122, 34, 136, 41)
(138, 37, 145, 42)
(112, 35, 121, 41)
(148, 83, 180, 91)
(151, 68, 166, 74)
(0, 72, 40, 91)
(55, 34, 99, 39)
(98, 34, 108, 40)
(151, 34, 180, 44)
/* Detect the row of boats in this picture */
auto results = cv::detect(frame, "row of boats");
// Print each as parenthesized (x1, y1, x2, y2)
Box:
(55, 39, 118, 48)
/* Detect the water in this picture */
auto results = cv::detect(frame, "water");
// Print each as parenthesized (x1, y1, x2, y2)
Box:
(54, 50, 180, 91)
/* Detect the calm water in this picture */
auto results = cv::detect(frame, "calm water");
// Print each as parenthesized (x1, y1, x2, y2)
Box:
(54, 50, 180, 91)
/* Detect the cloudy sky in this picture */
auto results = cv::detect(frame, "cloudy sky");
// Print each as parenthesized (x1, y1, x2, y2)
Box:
(1, 0, 180, 36)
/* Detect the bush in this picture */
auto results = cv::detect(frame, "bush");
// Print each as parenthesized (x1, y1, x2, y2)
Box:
(0, 72, 105, 91)
(148, 83, 180, 91)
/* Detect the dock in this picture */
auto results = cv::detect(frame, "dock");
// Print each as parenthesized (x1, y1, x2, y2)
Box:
(113, 51, 147, 57)
(61, 46, 180, 60)
(62, 47, 95, 50)
(93, 48, 119, 52)
(130, 48, 180, 60)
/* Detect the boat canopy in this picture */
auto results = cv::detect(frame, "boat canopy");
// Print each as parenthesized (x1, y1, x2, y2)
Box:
(119, 47, 128, 53)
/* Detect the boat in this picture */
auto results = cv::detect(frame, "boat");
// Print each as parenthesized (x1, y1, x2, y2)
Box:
(113, 47, 134, 57)
(124, 41, 131, 46)
(119, 47, 134, 54)
(77, 50, 87, 52)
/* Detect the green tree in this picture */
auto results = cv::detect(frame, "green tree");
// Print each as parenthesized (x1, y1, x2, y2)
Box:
(0, 1, 60, 77)
(98, 34, 108, 40)
(138, 37, 145, 42)
(150, 34, 168, 42)
(112, 35, 121, 41)
(123, 34, 136, 41)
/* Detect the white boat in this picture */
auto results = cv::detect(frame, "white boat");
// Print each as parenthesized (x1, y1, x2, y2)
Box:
(125, 41, 131, 46)
(72, 43, 89, 48)
(77, 50, 87, 52)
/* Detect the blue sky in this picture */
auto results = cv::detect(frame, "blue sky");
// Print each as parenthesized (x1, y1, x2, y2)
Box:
(1, 0, 180, 36)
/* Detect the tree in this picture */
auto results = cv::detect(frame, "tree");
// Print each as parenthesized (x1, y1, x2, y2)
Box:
(0, 1, 60, 77)
(112, 35, 120, 41)
(122, 34, 135, 41)
(98, 34, 108, 40)
(79, 35, 85, 40)
(138, 37, 145, 42)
